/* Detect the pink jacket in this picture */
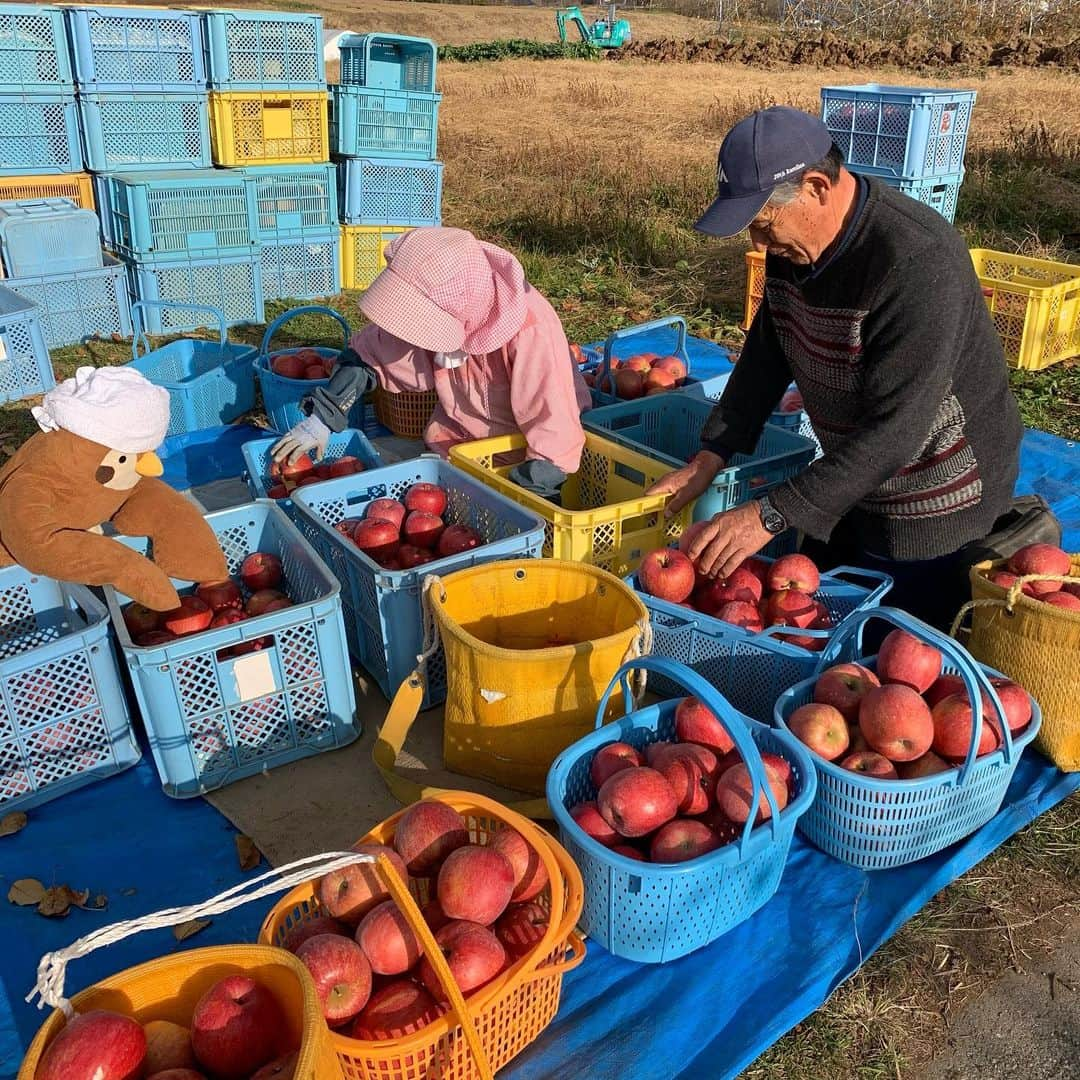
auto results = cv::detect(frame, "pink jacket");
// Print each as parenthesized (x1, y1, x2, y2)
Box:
(352, 285, 592, 473)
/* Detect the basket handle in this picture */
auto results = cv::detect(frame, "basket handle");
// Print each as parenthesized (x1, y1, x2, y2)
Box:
(131, 301, 228, 359)
(595, 656, 783, 850)
(595, 316, 690, 401)
(516, 930, 587, 985)
(260, 304, 350, 359)
(823, 565, 895, 607)
(815, 606, 1016, 780)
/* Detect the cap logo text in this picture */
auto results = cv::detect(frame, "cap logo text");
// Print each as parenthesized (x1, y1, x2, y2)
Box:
(772, 162, 807, 180)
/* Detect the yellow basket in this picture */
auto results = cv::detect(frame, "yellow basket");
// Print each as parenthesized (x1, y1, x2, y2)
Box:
(449, 431, 691, 576)
(0, 172, 94, 211)
(373, 384, 438, 438)
(341, 224, 410, 290)
(259, 792, 587, 1080)
(971, 249, 1080, 371)
(18, 945, 339, 1080)
(960, 555, 1080, 770)
(209, 91, 329, 166)
(744, 249, 765, 330)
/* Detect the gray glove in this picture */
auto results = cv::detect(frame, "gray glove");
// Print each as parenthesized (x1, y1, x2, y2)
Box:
(509, 459, 567, 504)
(271, 414, 331, 464)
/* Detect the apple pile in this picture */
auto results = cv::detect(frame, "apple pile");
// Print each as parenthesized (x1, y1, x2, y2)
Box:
(265, 452, 366, 502)
(32, 975, 297, 1080)
(567, 697, 795, 864)
(581, 353, 689, 399)
(270, 348, 336, 383)
(787, 628, 1034, 780)
(122, 552, 292, 651)
(287, 800, 552, 1040)
(982, 542, 1080, 612)
(336, 483, 483, 572)
(777, 388, 803, 414)
(638, 545, 832, 649)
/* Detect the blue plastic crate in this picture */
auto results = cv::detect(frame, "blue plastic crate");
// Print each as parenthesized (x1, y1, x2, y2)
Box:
(338, 33, 436, 94)
(65, 5, 206, 92)
(0, 4, 72, 90)
(872, 167, 964, 224)
(629, 557, 892, 723)
(775, 607, 1041, 869)
(0, 564, 139, 812)
(822, 83, 976, 180)
(260, 230, 341, 302)
(0, 197, 102, 277)
(205, 10, 325, 91)
(0, 92, 82, 174)
(79, 93, 212, 173)
(329, 85, 440, 161)
(102, 169, 257, 260)
(291, 458, 547, 708)
(338, 157, 442, 226)
(547, 657, 816, 963)
(104, 501, 358, 798)
(5, 255, 132, 349)
(126, 251, 263, 333)
(0, 284, 52, 404)
(128, 301, 257, 437)
(243, 164, 337, 241)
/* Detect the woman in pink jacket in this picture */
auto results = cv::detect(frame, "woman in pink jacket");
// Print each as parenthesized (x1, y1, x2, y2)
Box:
(272, 227, 591, 499)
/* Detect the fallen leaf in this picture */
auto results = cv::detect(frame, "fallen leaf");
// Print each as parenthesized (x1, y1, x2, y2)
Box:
(173, 919, 211, 942)
(37, 886, 74, 918)
(87, 894, 108, 910)
(0, 812, 27, 837)
(8, 878, 45, 906)
(235, 834, 262, 872)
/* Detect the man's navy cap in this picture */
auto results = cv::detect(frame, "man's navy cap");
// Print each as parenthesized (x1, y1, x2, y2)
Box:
(695, 106, 834, 238)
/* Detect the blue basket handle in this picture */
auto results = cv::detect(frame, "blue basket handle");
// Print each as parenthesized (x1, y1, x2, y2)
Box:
(259, 305, 350, 361)
(600, 316, 689, 376)
(595, 656, 783, 853)
(814, 606, 1015, 781)
(822, 565, 894, 607)
(131, 301, 228, 359)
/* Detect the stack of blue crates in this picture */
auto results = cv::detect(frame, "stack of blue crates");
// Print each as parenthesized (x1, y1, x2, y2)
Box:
(820, 83, 976, 224)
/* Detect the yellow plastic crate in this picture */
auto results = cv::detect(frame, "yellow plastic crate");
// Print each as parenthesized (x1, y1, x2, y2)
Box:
(0, 172, 94, 211)
(744, 249, 765, 330)
(971, 249, 1080, 371)
(209, 91, 329, 166)
(449, 431, 692, 576)
(340, 223, 409, 290)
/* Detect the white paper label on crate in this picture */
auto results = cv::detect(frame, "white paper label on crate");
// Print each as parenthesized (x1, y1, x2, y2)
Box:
(232, 651, 279, 702)
(479, 689, 506, 704)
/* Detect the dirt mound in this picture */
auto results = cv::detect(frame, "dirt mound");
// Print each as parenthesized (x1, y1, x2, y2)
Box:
(610, 32, 1080, 71)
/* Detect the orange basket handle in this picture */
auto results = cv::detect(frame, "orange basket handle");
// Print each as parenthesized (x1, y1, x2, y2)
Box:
(517, 930, 587, 985)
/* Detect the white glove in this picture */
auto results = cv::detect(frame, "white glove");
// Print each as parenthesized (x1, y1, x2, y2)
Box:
(271, 415, 331, 464)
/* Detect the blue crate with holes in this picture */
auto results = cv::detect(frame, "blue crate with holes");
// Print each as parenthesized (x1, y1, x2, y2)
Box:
(0, 197, 102, 277)
(0, 564, 139, 812)
(126, 251, 264, 334)
(104, 501, 357, 798)
(6, 255, 131, 349)
(821, 84, 976, 180)
(65, 5, 206, 92)
(291, 459, 546, 708)
(78, 92, 211, 173)
(627, 557, 892, 723)
(0, 285, 52, 405)
(127, 302, 257, 437)
(338, 157, 442, 226)
(871, 167, 964, 224)
(260, 229, 340, 302)
(0, 4, 72, 91)
(0, 92, 82, 174)
(775, 608, 1041, 869)
(329, 85, 441, 161)
(243, 164, 337, 242)
(547, 657, 816, 963)
(205, 10, 325, 91)
(338, 33, 437, 94)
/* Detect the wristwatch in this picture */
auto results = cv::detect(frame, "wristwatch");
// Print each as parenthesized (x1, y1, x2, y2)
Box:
(756, 494, 788, 535)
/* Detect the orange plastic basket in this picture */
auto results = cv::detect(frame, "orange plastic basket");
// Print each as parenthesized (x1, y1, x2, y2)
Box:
(744, 249, 765, 330)
(260, 792, 586, 1080)
(373, 384, 438, 439)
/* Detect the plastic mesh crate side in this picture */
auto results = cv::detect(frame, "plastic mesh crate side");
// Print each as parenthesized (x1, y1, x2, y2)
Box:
(340, 224, 409, 291)
(205, 10, 325, 91)
(0, 172, 94, 210)
(243, 163, 337, 241)
(870, 169, 964, 224)
(0, 284, 52, 404)
(260, 231, 340, 302)
(78, 93, 211, 172)
(242, 429, 384, 501)
(0, 197, 102, 277)
(337, 33, 437, 94)
(0, 5, 72, 91)
(209, 91, 329, 167)
(328, 86, 440, 161)
(338, 157, 443, 226)
(0, 93, 82, 174)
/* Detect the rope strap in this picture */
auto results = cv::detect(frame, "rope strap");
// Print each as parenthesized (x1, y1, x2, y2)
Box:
(951, 571, 1078, 639)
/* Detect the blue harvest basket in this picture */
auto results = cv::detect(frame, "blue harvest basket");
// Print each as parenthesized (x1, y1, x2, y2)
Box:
(338, 33, 436, 93)
(104, 501, 358, 798)
(329, 85, 441, 161)
(291, 458, 547, 708)
(0, 564, 139, 812)
(875, 168, 964, 224)
(821, 84, 976, 180)
(204, 10, 325, 91)
(547, 657, 817, 964)
(260, 231, 341, 302)
(774, 607, 1042, 870)
(0, 92, 82, 174)
(78, 92, 212, 172)
(0, 197, 102, 277)
(0, 284, 52, 404)
(338, 157, 443, 226)
(768, 387, 823, 460)
(0, 4, 72, 90)
(629, 557, 892, 722)
(65, 5, 206, 92)
(244, 164, 338, 242)
(128, 301, 257, 437)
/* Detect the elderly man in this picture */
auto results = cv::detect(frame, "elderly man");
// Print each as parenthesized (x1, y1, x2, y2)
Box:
(651, 106, 1023, 630)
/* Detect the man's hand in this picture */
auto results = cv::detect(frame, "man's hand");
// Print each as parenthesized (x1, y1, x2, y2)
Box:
(687, 501, 773, 580)
(647, 450, 726, 519)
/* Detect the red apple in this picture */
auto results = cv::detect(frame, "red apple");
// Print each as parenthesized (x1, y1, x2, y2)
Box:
(365, 498, 407, 531)
(404, 483, 448, 517)
(437, 844, 516, 925)
(763, 589, 817, 629)
(638, 548, 696, 604)
(282, 914, 348, 954)
(134, 629, 176, 647)
(437, 523, 483, 558)
(352, 518, 401, 564)
(334, 517, 363, 539)
(876, 629, 943, 693)
(611, 843, 647, 860)
(896, 751, 952, 779)
(240, 552, 283, 592)
(652, 743, 720, 815)
(146, 1069, 206, 1080)
(777, 630, 827, 652)
(695, 577, 757, 614)
(123, 602, 161, 637)
(209, 608, 246, 630)
(397, 544, 435, 569)
(161, 596, 213, 637)
(1044, 590, 1080, 610)
(651, 355, 688, 383)
(355, 900, 423, 975)
(495, 901, 548, 958)
(270, 454, 313, 483)
(569, 800, 619, 847)
(421, 899, 450, 933)
(143, 1020, 196, 1075)
(787, 702, 849, 761)
(190, 975, 285, 1079)
(778, 388, 803, 413)
(623, 355, 653, 375)
(250, 1054, 298, 1080)
(597, 766, 678, 838)
(924, 674, 966, 709)
(393, 800, 470, 876)
(272, 352, 306, 380)
(590, 741, 641, 788)
(643, 367, 678, 394)
(350, 980, 442, 1041)
(490, 827, 549, 902)
(988, 569, 1036, 596)
(328, 456, 364, 478)
(419, 921, 506, 998)
(296, 933, 372, 1023)
(739, 556, 771, 590)
(839, 750, 898, 779)
(678, 520, 710, 556)
(1062, 579, 1080, 598)
(858, 684, 934, 762)
(245, 589, 290, 617)
(847, 723, 871, 754)
(35, 1010, 146, 1080)
(714, 600, 764, 631)
(1008, 543, 1071, 596)
(715, 761, 788, 823)
(304, 365, 325, 380)
(196, 579, 243, 612)
(813, 663, 881, 722)
(767, 554, 820, 593)
(267, 483, 289, 500)
(988, 677, 1032, 733)
(724, 566, 765, 603)
(674, 696, 734, 756)
(931, 693, 1000, 760)
(403, 511, 445, 551)
(649, 818, 720, 863)
(317, 842, 408, 925)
